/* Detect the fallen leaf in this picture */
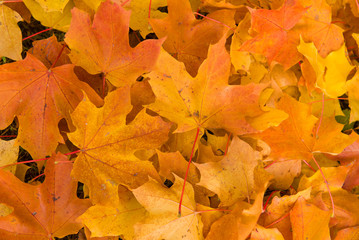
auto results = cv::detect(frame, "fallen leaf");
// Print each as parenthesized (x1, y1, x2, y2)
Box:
(0, 5, 22, 61)
(23, 0, 74, 31)
(205, 171, 271, 240)
(290, 196, 331, 240)
(240, 0, 307, 68)
(0, 53, 102, 159)
(147, 37, 267, 135)
(297, 36, 353, 98)
(150, 0, 235, 76)
(0, 139, 19, 174)
(79, 186, 146, 238)
(297, 0, 344, 57)
(0, 153, 91, 239)
(68, 87, 171, 205)
(132, 175, 204, 240)
(65, 0, 163, 88)
(195, 137, 262, 206)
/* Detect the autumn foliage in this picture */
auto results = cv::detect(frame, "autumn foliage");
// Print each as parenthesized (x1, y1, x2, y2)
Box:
(1, 0, 359, 239)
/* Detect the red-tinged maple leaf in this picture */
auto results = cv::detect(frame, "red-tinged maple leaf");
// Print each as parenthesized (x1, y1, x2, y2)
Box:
(28, 35, 71, 68)
(65, 0, 163, 88)
(296, 0, 344, 57)
(149, 0, 235, 76)
(240, 0, 307, 68)
(67, 87, 172, 205)
(146, 37, 268, 136)
(0, 52, 102, 159)
(0, 152, 91, 239)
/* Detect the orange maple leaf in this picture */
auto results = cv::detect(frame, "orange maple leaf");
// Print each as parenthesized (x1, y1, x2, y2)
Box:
(150, 0, 235, 76)
(0, 153, 91, 239)
(147, 37, 267, 136)
(240, 0, 307, 68)
(65, 0, 163, 88)
(0, 52, 102, 159)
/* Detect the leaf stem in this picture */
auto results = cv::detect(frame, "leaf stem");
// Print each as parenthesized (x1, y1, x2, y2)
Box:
(0, 135, 17, 138)
(302, 159, 316, 172)
(120, 0, 130, 6)
(22, 28, 53, 41)
(265, 211, 290, 228)
(148, 0, 152, 18)
(28, 173, 45, 183)
(263, 190, 279, 212)
(224, 133, 231, 156)
(50, 44, 65, 69)
(178, 127, 200, 217)
(193, 12, 234, 31)
(311, 154, 335, 217)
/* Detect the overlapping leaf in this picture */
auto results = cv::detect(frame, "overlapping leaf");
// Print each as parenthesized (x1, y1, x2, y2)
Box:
(65, 0, 163, 88)
(240, 0, 307, 68)
(0, 153, 91, 239)
(147, 37, 268, 135)
(0, 5, 22, 60)
(150, 0, 235, 76)
(0, 51, 102, 159)
(68, 87, 172, 205)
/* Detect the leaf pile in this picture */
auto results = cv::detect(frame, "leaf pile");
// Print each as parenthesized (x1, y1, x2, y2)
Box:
(1, 0, 359, 239)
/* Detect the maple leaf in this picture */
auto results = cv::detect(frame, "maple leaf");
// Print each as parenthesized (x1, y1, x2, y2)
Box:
(335, 226, 359, 239)
(298, 165, 350, 192)
(132, 175, 204, 240)
(32, 0, 69, 12)
(0, 139, 19, 174)
(0, 152, 91, 239)
(320, 189, 359, 231)
(157, 150, 200, 184)
(204, 171, 271, 240)
(195, 137, 262, 206)
(28, 35, 71, 68)
(65, 0, 163, 88)
(23, 0, 74, 31)
(298, 37, 353, 98)
(290, 197, 331, 240)
(128, 0, 167, 38)
(296, 0, 344, 57)
(147, 37, 267, 136)
(240, 0, 307, 68)
(253, 94, 358, 162)
(262, 188, 312, 239)
(0, 51, 102, 159)
(68, 87, 172, 205)
(265, 158, 301, 190)
(0, 5, 22, 61)
(79, 186, 146, 238)
(150, 0, 235, 76)
(250, 225, 285, 240)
